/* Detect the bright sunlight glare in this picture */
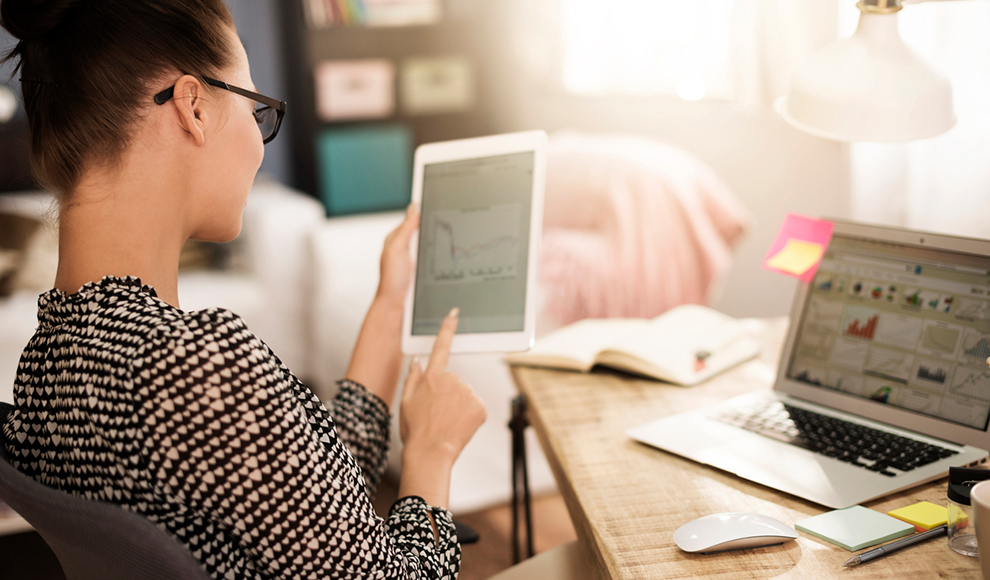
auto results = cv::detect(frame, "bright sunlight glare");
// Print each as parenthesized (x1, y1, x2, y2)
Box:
(562, 0, 735, 97)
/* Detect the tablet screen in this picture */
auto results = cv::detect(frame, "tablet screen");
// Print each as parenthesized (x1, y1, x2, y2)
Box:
(411, 151, 535, 335)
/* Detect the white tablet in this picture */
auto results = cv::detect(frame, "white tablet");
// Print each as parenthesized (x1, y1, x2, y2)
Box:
(402, 131, 548, 355)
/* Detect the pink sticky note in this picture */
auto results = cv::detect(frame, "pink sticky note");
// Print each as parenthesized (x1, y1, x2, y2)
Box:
(763, 213, 834, 282)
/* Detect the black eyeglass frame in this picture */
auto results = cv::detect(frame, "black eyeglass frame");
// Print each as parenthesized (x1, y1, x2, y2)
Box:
(153, 76, 286, 144)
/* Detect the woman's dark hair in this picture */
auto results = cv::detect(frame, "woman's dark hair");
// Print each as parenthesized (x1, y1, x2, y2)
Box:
(0, 0, 235, 195)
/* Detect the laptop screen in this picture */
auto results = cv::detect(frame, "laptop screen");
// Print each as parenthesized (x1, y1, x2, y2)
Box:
(785, 234, 990, 431)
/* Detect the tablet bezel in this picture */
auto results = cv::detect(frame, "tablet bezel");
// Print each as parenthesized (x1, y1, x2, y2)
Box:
(401, 130, 548, 355)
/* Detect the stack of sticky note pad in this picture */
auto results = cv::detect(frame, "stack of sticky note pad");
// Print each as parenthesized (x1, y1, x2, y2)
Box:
(795, 506, 915, 551)
(888, 501, 959, 532)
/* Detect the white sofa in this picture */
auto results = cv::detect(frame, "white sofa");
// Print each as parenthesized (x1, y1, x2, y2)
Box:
(0, 179, 326, 407)
(308, 212, 557, 514)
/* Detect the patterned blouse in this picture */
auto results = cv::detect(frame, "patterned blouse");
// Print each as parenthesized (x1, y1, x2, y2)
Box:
(1, 276, 459, 579)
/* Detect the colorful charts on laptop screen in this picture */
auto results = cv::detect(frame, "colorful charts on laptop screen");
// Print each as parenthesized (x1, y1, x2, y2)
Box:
(411, 152, 534, 335)
(787, 236, 990, 430)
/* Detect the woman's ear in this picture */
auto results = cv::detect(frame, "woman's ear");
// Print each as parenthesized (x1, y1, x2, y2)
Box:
(171, 75, 207, 146)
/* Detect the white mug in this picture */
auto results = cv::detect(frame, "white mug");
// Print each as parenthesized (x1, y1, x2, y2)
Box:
(972, 480, 990, 579)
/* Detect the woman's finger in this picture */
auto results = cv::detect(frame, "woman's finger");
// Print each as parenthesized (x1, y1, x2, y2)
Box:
(397, 204, 420, 245)
(404, 202, 420, 226)
(384, 205, 418, 247)
(426, 308, 459, 374)
(404, 357, 423, 398)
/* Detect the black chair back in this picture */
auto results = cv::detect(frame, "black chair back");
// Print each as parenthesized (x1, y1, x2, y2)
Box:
(0, 403, 210, 580)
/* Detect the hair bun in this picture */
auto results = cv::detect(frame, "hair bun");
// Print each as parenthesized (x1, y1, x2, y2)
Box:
(1, 0, 85, 41)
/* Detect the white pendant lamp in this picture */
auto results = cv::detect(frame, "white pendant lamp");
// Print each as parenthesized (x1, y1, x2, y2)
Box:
(776, 0, 956, 142)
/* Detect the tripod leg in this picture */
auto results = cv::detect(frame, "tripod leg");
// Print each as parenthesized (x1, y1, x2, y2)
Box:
(509, 395, 534, 563)
(511, 424, 521, 564)
(520, 419, 534, 559)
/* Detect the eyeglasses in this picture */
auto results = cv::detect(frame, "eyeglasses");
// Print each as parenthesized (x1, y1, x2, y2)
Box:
(154, 76, 287, 144)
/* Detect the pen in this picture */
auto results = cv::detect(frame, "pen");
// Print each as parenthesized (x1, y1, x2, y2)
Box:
(694, 332, 745, 373)
(843, 525, 948, 567)
(694, 350, 710, 372)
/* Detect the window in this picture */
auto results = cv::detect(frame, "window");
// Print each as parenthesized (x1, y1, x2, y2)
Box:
(561, 0, 737, 99)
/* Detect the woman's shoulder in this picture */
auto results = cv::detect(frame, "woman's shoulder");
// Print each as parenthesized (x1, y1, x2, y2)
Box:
(37, 276, 281, 397)
(39, 275, 249, 342)
(145, 302, 249, 345)
(29, 276, 266, 382)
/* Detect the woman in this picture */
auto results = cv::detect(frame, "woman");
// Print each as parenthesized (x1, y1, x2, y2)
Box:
(0, 1, 486, 579)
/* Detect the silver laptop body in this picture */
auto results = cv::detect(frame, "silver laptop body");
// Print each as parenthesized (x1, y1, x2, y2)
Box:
(628, 220, 990, 509)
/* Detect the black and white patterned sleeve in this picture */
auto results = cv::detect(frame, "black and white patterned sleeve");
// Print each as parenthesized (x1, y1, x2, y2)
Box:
(135, 310, 459, 580)
(326, 379, 390, 498)
(277, 350, 390, 498)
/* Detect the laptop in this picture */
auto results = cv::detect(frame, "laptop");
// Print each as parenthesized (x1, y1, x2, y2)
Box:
(627, 220, 990, 509)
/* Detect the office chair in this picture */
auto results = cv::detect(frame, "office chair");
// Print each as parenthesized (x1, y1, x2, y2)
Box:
(1, 401, 480, 579)
(0, 404, 210, 580)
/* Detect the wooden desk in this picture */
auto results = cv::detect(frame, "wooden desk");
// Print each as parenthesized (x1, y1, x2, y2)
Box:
(510, 319, 981, 579)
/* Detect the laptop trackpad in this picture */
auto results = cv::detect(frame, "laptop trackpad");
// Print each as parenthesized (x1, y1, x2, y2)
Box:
(692, 428, 865, 508)
(629, 415, 861, 508)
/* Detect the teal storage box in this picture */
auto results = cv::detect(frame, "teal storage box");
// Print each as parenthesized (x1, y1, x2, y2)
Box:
(316, 125, 413, 215)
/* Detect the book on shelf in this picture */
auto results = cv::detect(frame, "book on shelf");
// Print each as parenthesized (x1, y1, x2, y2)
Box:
(303, 0, 441, 28)
(504, 304, 760, 386)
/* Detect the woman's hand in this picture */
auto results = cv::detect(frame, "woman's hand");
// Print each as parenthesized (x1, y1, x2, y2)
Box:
(377, 203, 419, 307)
(400, 308, 487, 465)
(343, 204, 418, 408)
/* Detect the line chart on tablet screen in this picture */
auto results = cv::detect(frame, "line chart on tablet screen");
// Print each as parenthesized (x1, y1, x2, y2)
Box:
(424, 204, 523, 284)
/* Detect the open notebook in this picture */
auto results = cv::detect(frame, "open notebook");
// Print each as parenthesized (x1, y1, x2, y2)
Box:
(505, 305, 760, 386)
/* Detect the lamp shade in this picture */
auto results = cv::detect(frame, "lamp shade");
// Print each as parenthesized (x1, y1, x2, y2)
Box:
(776, 8, 955, 142)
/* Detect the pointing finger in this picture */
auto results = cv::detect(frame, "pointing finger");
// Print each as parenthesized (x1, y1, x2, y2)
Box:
(404, 357, 423, 399)
(427, 308, 459, 374)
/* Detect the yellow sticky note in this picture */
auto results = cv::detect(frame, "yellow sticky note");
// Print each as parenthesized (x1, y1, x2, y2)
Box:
(888, 501, 951, 531)
(765, 239, 824, 276)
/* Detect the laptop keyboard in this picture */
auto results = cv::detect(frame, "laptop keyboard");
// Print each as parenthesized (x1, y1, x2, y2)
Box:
(712, 400, 959, 477)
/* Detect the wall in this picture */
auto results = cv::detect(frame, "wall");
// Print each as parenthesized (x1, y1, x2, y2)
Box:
(480, 1, 852, 318)
(226, 0, 291, 185)
(0, 28, 13, 79)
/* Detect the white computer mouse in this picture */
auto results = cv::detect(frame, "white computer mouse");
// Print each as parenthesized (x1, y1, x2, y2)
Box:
(673, 512, 798, 554)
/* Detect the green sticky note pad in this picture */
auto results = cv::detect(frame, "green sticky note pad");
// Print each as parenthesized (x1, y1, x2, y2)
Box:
(316, 125, 413, 216)
(795, 506, 914, 551)
(888, 501, 950, 530)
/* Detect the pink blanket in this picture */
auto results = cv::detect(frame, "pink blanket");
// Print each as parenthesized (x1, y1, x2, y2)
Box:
(540, 132, 750, 326)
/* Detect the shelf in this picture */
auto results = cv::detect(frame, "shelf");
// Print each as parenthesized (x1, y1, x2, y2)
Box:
(303, 0, 442, 30)
(278, 0, 497, 204)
